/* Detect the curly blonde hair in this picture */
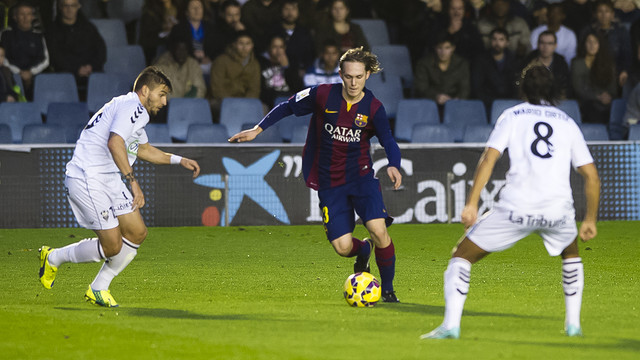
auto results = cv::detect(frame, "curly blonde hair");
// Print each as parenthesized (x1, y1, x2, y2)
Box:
(339, 47, 382, 74)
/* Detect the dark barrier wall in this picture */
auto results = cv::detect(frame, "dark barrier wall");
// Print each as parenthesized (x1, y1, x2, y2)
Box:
(0, 143, 638, 228)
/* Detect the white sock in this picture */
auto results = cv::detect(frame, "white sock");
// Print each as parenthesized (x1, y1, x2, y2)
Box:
(442, 257, 471, 330)
(562, 257, 584, 329)
(48, 238, 105, 267)
(91, 237, 139, 291)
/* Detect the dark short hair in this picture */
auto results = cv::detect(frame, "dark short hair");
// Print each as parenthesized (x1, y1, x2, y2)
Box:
(538, 30, 557, 44)
(434, 32, 456, 47)
(490, 27, 509, 40)
(221, 0, 241, 12)
(232, 30, 253, 43)
(134, 66, 173, 93)
(339, 47, 381, 73)
(520, 64, 556, 105)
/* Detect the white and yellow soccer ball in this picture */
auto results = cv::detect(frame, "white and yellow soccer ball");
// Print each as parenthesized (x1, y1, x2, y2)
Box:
(343, 272, 381, 307)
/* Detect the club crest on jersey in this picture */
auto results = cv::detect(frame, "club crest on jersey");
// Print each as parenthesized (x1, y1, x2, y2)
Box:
(101, 210, 109, 220)
(354, 113, 368, 127)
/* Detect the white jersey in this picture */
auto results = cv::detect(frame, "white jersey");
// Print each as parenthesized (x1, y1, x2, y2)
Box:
(487, 102, 594, 215)
(66, 92, 149, 177)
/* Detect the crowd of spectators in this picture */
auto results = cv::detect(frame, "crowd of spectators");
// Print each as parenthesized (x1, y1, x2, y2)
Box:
(3, 0, 640, 140)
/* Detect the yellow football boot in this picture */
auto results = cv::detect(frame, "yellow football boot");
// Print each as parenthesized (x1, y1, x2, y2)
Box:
(38, 246, 58, 289)
(84, 286, 119, 307)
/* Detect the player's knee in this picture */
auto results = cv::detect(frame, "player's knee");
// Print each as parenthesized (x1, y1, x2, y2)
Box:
(103, 241, 123, 258)
(123, 226, 148, 245)
(331, 241, 351, 257)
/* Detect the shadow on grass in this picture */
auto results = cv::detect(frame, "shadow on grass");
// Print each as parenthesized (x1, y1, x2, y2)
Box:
(54, 306, 256, 321)
(379, 302, 557, 320)
(488, 337, 640, 352)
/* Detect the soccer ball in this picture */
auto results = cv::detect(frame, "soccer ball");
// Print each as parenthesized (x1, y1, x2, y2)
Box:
(343, 272, 381, 307)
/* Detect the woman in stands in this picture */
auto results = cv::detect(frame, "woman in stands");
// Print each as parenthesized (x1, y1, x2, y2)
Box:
(314, 0, 369, 54)
(571, 31, 617, 124)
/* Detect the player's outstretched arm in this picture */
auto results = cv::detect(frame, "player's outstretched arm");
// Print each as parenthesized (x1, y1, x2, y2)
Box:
(461, 147, 501, 227)
(576, 163, 600, 242)
(137, 143, 201, 178)
(228, 125, 263, 143)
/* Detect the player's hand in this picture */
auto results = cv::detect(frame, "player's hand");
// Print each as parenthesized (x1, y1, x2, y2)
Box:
(461, 204, 478, 229)
(180, 157, 201, 178)
(578, 220, 597, 242)
(387, 166, 402, 190)
(228, 126, 262, 143)
(130, 180, 145, 210)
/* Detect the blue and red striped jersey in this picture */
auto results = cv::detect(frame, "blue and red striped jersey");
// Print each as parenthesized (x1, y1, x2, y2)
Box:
(261, 83, 401, 190)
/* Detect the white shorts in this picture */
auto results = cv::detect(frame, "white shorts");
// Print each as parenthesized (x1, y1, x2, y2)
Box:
(65, 173, 134, 230)
(466, 207, 578, 256)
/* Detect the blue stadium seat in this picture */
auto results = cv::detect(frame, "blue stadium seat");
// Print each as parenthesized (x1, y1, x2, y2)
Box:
(145, 123, 172, 143)
(462, 124, 494, 143)
(366, 73, 403, 118)
(241, 123, 282, 143)
(167, 98, 213, 142)
(220, 97, 264, 136)
(557, 99, 582, 123)
(33, 73, 79, 114)
(628, 124, 640, 140)
(278, 113, 311, 142)
(0, 124, 12, 144)
(290, 123, 309, 144)
(442, 99, 487, 142)
(0, 102, 42, 143)
(22, 124, 67, 144)
(87, 72, 133, 113)
(352, 19, 390, 47)
(411, 124, 455, 143)
(186, 124, 229, 143)
(490, 99, 523, 124)
(608, 98, 627, 140)
(46, 102, 90, 143)
(104, 45, 146, 85)
(579, 123, 609, 141)
(90, 18, 127, 47)
(394, 99, 439, 142)
(371, 45, 413, 90)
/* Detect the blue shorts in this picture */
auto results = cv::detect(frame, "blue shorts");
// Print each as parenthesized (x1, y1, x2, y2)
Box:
(318, 177, 391, 241)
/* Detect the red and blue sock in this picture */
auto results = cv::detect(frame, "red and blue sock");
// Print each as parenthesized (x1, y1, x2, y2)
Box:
(375, 240, 396, 293)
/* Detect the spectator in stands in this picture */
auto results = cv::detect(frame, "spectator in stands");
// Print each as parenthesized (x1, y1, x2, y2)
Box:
(270, 0, 315, 77)
(623, 81, 640, 134)
(314, 0, 370, 54)
(209, 31, 261, 117)
(303, 39, 341, 86)
(530, 1, 549, 29)
(46, 0, 106, 100)
(210, 0, 246, 60)
(571, 31, 617, 124)
(471, 27, 520, 111)
(613, 0, 640, 26)
(522, 30, 570, 98)
(414, 33, 470, 107)
(139, 0, 179, 64)
(169, 0, 217, 76)
(241, 0, 282, 54)
(478, 0, 531, 59)
(400, 0, 443, 63)
(259, 35, 304, 106)
(530, 3, 577, 65)
(563, 0, 594, 36)
(153, 37, 207, 98)
(0, 0, 49, 100)
(580, 0, 632, 87)
(0, 46, 21, 103)
(428, 0, 484, 61)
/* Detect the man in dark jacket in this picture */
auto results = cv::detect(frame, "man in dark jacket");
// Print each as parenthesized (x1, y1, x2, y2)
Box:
(46, 0, 106, 99)
(0, 0, 49, 99)
(471, 28, 520, 111)
(521, 30, 570, 99)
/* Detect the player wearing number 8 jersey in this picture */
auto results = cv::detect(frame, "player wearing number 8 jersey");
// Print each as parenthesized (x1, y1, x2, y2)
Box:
(421, 65, 600, 339)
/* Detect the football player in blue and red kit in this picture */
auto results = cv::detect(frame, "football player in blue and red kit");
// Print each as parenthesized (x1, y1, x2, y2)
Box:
(229, 47, 403, 302)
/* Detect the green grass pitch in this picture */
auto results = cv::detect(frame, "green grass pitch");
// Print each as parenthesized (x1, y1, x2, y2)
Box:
(1, 222, 639, 359)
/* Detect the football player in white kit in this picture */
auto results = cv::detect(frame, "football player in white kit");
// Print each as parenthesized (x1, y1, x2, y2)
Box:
(421, 65, 600, 339)
(38, 67, 200, 307)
